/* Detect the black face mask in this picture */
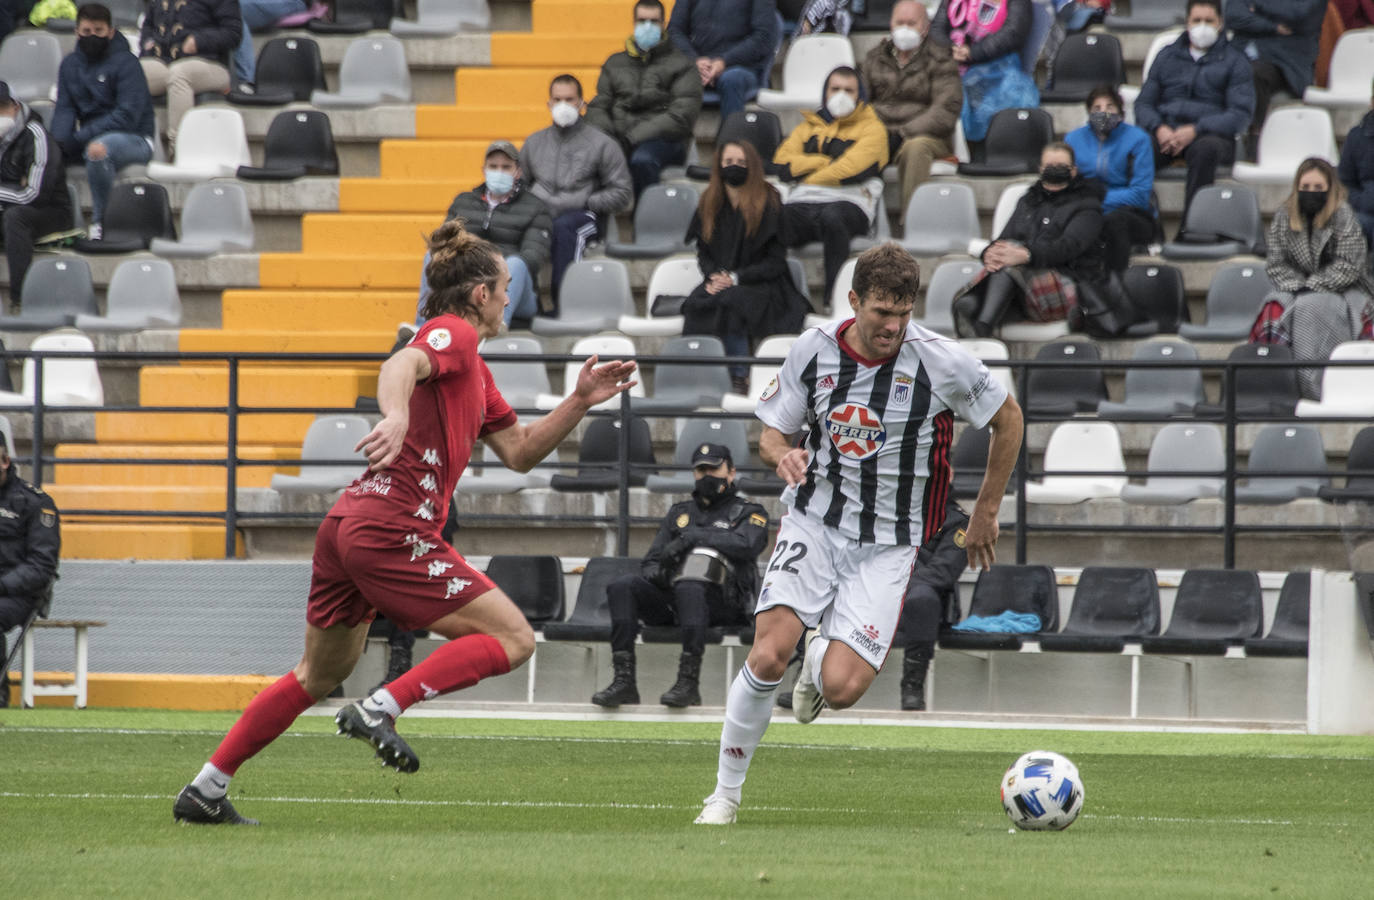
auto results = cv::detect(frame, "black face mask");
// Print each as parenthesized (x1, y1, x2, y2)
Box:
(721, 164, 748, 187)
(1040, 164, 1073, 186)
(77, 34, 111, 61)
(1298, 189, 1328, 218)
(693, 474, 733, 506)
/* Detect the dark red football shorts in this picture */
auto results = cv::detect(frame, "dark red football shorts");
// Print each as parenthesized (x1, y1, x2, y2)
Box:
(307, 515, 495, 632)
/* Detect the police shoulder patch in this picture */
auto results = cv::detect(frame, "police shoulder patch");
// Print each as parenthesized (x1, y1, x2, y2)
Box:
(675, 513, 689, 528)
(748, 513, 767, 527)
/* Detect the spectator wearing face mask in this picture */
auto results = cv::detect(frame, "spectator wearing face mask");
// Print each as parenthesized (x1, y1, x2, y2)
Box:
(0, 81, 72, 312)
(51, 4, 155, 240)
(519, 74, 633, 308)
(774, 66, 890, 300)
(860, 0, 962, 223)
(416, 140, 552, 328)
(584, 0, 702, 198)
(1064, 83, 1156, 272)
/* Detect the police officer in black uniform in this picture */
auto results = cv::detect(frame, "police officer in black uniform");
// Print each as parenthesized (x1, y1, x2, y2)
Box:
(895, 495, 969, 710)
(592, 443, 770, 708)
(0, 441, 61, 707)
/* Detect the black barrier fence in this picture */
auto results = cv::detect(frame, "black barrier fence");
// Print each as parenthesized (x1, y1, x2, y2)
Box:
(9, 345, 1374, 563)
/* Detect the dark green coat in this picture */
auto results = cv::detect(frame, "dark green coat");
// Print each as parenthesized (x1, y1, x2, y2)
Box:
(444, 180, 552, 280)
(584, 39, 702, 149)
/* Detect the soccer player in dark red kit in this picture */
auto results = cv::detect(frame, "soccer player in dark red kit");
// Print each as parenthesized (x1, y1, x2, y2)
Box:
(172, 221, 637, 825)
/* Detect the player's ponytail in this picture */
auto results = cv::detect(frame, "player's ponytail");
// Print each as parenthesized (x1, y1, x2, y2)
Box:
(421, 219, 504, 321)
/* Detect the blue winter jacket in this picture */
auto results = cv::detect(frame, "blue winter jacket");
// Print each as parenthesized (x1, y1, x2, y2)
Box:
(1064, 121, 1154, 215)
(49, 33, 154, 162)
(1224, 0, 1326, 97)
(1133, 31, 1255, 137)
(667, 0, 778, 71)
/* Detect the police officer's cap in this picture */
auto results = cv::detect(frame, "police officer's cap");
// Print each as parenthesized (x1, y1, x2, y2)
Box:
(691, 443, 732, 468)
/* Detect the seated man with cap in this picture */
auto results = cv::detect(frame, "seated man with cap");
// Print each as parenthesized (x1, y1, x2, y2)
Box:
(592, 442, 771, 709)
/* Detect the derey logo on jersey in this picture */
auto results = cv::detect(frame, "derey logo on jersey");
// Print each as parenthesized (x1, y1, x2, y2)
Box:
(827, 403, 886, 460)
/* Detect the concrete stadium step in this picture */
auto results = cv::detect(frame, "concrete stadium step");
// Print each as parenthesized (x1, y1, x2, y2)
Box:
(53, 443, 299, 488)
(137, 365, 380, 408)
(490, 33, 626, 67)
(62, 521, 243, 559)
(94, 411, 318, 445)
(339, 178, 471, 214)
(220, 290, 419, 333)
(380, 138, 502, 178)
(257, 252, 420, 289)
(300, 213, 438, 255)
(455, 66, 600, 103)
(416, 105, 552, 139)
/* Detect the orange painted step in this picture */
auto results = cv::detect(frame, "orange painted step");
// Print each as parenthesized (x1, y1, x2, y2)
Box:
(138, 366, 379, 408)
(61, 522, 244, 560)
(220, 290, 418, 334)
(339, 178, 471, 214)
(94, 411, 317, 446)
(380, 139, 493, 179)
(454, 68, 599, 104)
(416, 105, 551, 140)
(490, 33, 626, 67)
(46, 484, 233, 514)
(53, 443, 297, 488)
(301, 213, 436, 255)
(533, 2, 646, 34)
(258, 253, 420, 290)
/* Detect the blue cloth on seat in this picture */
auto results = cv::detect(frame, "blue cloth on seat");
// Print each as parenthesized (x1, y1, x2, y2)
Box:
(950, 611, 1042, 633)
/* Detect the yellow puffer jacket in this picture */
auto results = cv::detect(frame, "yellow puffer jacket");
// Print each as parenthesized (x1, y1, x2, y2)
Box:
(773, 102, 890, 187)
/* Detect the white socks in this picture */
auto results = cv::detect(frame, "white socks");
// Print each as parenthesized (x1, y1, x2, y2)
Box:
(363, 688, 401, 719)
(192, 762, 231, 799)
(805, 635, 830, 696)
(713, 663, 781, 802)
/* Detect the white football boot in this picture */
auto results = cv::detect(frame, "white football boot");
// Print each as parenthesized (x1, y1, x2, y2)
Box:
(694, 793, 739, 825)
(791, 628, 826, 724)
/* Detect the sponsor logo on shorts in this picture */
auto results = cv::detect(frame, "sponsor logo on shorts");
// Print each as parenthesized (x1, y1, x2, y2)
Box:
(422, 448, 442, 466)
(419, 473, 438, 493)
(445, 576, 471, 599)
(403, 533, 437, 561)
(350, 473, 392, 496)
(427, 560, 453, 579)
(827, 403, 886, 460)
(849, 625, 883, 657)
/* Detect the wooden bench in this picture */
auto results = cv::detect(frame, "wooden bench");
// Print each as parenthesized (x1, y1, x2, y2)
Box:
(20, 620, 107, 709)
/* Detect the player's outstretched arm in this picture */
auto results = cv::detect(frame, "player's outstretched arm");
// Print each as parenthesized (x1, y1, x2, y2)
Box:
(356, 347, 431, 470)
(964, 394, 1023, 571)
(485, 355, 638, 473)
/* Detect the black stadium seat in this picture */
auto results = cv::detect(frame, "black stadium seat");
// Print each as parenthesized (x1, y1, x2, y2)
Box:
(229, 37, 327, 106)
(1039, 567, 1161, 653)
(688, 110, 784, 179)
(1024, 339, 1108, 418)
(1319, 427, 1374, 503)
(541, 557, 642, 642)
(1243, 571, 1310, 657)
(73, 182, 175, 253)
(1139, 569, 1263, 655)
(549, 416, 656, 492)
(958, 108, 1054, 177)
(485, 555, 565, 626)
(938, 564, 1058, 651)
(1039, 33, 1125, 103)
(1195, 344, 1300, 419)
(1120, 263, 1186, 336)
(238, 110, 341, 180)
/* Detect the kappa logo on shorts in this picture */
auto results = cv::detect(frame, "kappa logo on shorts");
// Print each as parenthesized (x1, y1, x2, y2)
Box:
(427, 560, 453, 579)
(827, 402, 886, 459)
(427, 328, 452, 351)
(445, 576, 471, 599)
(403, 533, 437, 561)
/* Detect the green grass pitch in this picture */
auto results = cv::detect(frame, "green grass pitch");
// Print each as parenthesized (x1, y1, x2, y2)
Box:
(1, 709, 1370, 898)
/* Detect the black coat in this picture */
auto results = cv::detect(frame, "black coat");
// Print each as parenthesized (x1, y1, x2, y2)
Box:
(0, 471, 60, 608)
(444, 181, 553, 280)
(683, 193, 808, 342)
(992, 176, 1108, 287)
(1339, 110, 1374, 220)
(0, 105, 70, 216)
(140, 0, 243, 67)
(642, 489, 770, 614)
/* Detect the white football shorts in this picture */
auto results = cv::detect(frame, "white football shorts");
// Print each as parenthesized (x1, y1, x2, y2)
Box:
(754, 511, 918, 671)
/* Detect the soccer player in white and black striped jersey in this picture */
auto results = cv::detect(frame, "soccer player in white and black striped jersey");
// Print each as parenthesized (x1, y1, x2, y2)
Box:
(695, 243, 1023, 825)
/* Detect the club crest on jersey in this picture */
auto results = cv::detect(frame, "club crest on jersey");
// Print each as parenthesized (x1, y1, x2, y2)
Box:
(827, 402, 886, 459)
(426, 328, 452, 351)
(892, 374, 913, 406)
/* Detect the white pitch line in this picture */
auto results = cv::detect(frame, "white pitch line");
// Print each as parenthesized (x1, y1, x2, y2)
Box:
(1080, 813, 1299, 827)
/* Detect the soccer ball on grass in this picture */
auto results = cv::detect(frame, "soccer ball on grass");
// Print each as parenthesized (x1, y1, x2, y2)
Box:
(1000, 750, 1084, 831)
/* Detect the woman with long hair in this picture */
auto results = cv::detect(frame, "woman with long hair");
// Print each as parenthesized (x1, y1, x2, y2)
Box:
(1253, 156, 1374, 398)
(684, 140, 808, 391)
(171, 221, 637, 826)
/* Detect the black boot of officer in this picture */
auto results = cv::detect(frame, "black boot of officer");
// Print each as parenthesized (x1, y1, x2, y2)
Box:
(592, 651, 639, 706)
(660, 650, 702, 707)
(901, 641, 934, 711)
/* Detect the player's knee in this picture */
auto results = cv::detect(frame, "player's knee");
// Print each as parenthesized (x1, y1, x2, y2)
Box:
(746, 645, 790, 683)
(497, 623, 536, 670)
(822, 673, 871, 710)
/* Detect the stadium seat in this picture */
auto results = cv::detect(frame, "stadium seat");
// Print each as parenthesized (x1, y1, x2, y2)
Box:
(1119, 423, 1225, 505)
(958, 108, 1054, 177)
(0, 330, 104, 408)
(967, 180, 1032, 258)
(919, 260, 978, 336)
(620, 256, 697, 337)
(1294, 341, 1374, 418)
(269, 415, 370, 493)
(149, 182, 254, 258)
(549, 415, 656, 491)
(1139, 569, 1263, 655)
(530, 260, 634, 337)
(1318, 426, 1374, 503)
(1194, 344, 1299, 418)
(541, 556, 642, 641)
(484, 555, 564, 626)
(1304, 29, 1374, 108)
(0, 258, 97, 331)
(237, 110, 340, 179)
(688, 110, 785, 179)
(535, 334, 643, 411)
(308, 0, 392, 33)
(1025, 421, 1127, 503)
(1235, 424, 1328, 504)
(228, 37, 326, 105)
(73, 182, 175, 253)
(1233, 107, 1338, 184)
(311, 36, 412, 107)
(1161, 184, 1264, 259)
(631, 335, 730, 414)
(1039, 33, 1125, 103)
(392, 0, 490, 36)
(1038, 567, 1161, 653)
(1024, 339, 1108, 418)
(899, 183, 980, 255)
(1243, 571, 1310, 657)
(938, 564, 1058, 651)
(755, 34, 856, 111)
(721, 334, 795, 412)
(74, 259, 182, 332)
(1107, 0, 1185, 30)
(644, 417, 751, 493)
(1096, 339, 1206, 419)
(1120, 263, 1187, 336)
(482, 335, 549, 409)
(145, 108, 251, 182)
(605, 184, 698, 259)
(0, 32, 61, 102)
(1177, 262, 1271, 341)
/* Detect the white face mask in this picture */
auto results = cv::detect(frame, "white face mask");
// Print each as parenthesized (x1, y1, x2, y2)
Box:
(891, 26, 921, 52)
(1188, 23, 1219, 50)
(551, 101, 580, 128)
(0, 116, 15, 134)
(826, 91, 857, 119)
